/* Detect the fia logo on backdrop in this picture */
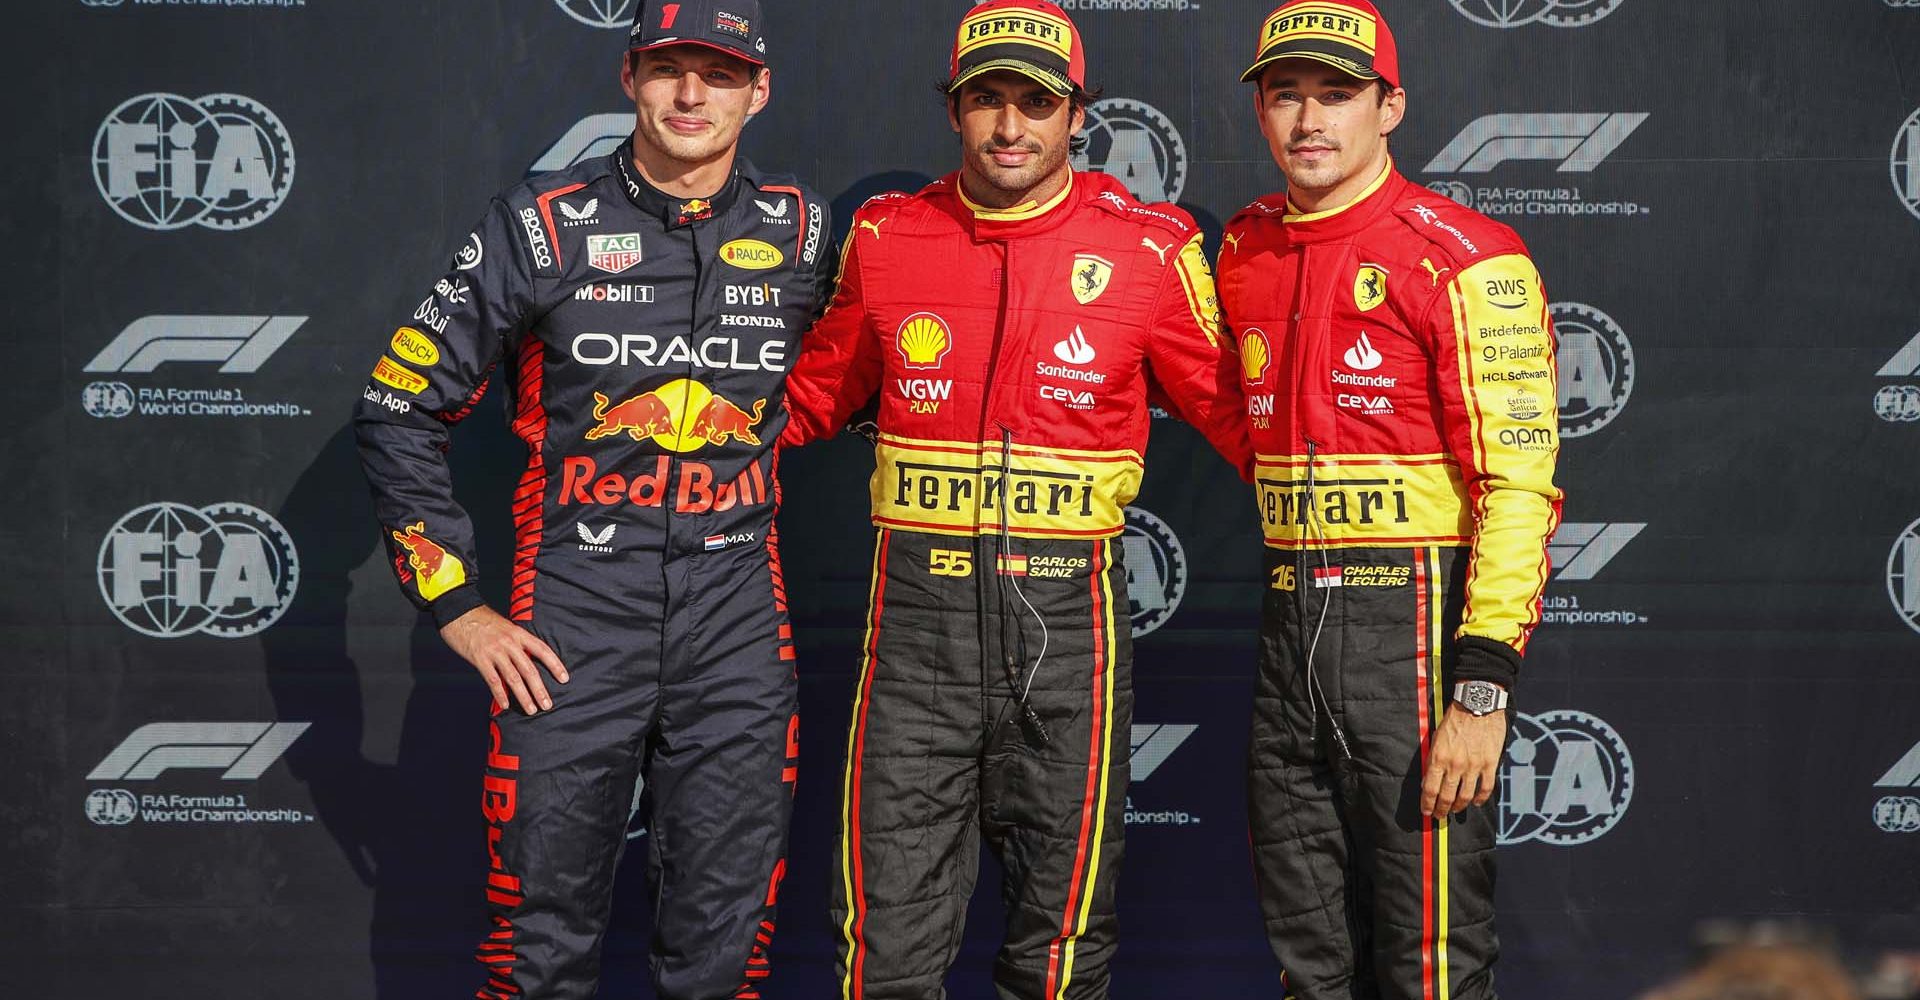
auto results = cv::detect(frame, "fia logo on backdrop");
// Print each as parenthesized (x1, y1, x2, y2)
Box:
(1499, 710, 1634, 846)
(1122, 506, 1186, 638)
(1072, 99, 1187, 205)
(1891, 519, 1920, 636)
(1876, 331, 1920, 423)
(1448, 0, 1625, 28)
(1552, 302, 1634, 438)
(554, 0, 636, 28)
(98, 502, 299, 638)
(1894, 108, 1920, 222)
(93, 93, 295, 231)
(1874, 740, 1920, 833)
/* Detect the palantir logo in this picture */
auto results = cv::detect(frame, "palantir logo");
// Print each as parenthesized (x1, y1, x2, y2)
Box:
(1874, 739, 1920, 833)
(1498, 709, 1633, 846)
(1425, 113, 1647, 174)
(554, 0, 636, 28)
(88, 722, 310, 781)
(85, 316, 307, 374)
(98, 503, 299, 638)
(1072, 99, 1187, 204)
(1553, 302, 1634, 438)
(1129, 723, 1197, 782)
(1893, 108, 1920, 222)
(1121, 506, 1186, 638)
(529, 113, 631, 176)
(1448, 0, 1625, 28)
(1547, 522, 1644, 581)
(1890, 518, 1920, 636)
(93, 93, 295, 231)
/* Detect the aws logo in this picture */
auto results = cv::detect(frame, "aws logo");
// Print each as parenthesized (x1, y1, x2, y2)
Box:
(1486, 276, 1532, 309)
(897, 312, 953, 370)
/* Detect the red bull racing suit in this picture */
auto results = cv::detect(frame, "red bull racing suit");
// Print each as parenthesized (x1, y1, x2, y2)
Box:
(781, 170, 1251, 1000)
(1217, 163, 1563, 1000)
(354, 140, 831, 1000)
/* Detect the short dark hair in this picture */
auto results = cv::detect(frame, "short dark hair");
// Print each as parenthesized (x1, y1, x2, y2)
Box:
(938, 77, 1104, 155)
(626, 49, 765, 82)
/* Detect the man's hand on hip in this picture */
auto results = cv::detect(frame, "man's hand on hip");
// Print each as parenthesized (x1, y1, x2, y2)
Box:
(439, 605, 570, 714)
(1420, 704, 1508, 819)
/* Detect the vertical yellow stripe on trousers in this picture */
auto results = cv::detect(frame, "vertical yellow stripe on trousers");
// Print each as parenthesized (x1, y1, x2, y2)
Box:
(838, 531, 886, 1000)
(1429, 548, 1452, 1000)
(1054, 537, 1120, 1000)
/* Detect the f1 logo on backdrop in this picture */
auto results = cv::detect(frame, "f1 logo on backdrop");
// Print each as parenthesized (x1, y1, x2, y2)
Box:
(92, 93, 295, 231)
(1875, 331, 1920, 423)
(1874, 740, 1920, 833)
(1129, 724, 1196, 782)
(554, 0, 636, 28)
(1499, 709, 1634, 846)
(1891, 518, 1920, 636)
(84, 316, 306, 374)
(1893, 107, 1920, 222)
(529, 114, 631, 176)
(1448, 0, 1625, 28)
(98, 502, 299, 638)
(1424, 113, 1648, 174)
(88, 722, 309, 781)
(1547, 523, 1644, 581)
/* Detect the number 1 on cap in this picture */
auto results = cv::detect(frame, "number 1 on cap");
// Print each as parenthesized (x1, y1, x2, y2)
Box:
(660, 3, 679, 28)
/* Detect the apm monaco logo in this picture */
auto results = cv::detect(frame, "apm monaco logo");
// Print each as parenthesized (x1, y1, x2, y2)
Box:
(554, 0, 636, 29)
(1875, 331, 1920, 423)
(93, 93, 295, 231)
(1448, 0, 1625, 28)
(1423, 113, 1648, 217)
(85, 722, 315, 826)
(1893, 107, 1920, 222)
(98, 502, 299, 638)
(1890, 518, 1920, 636)
(1874, 740, 1920, 833)
(1498, 709, 1634, 846)
(1121, 506, 1186, 638)
(1072, 98, 1187, 204)
(1542, 522, 1648, 626)
(528, 113, 630, 175)
(1553, 302, 1634, 438)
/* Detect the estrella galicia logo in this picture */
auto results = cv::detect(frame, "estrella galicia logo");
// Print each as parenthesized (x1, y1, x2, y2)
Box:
(1875, 739, 1920, 833)
(1498, 709, 1634, 846)
(1891, 518, 1920, 636)
(92, 93, 295, 231)
(1553, 302, 1634, 438)
(1121, 506, 1186, 638)
(1072, 99, 1187, 204)
(86, 788, 138, 826)
(1894, 107, 1920, 222)
(529, 113, 631, 176)
(554, 0, 636, 29)
(98, 503, 300, 638)
(1448, 0, 1625, 28)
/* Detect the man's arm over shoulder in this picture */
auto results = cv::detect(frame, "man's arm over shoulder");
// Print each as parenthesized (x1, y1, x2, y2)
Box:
(780, 193, 900, 448)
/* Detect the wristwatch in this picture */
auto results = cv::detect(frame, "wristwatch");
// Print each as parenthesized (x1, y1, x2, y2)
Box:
(1452, 680, 1509, 717)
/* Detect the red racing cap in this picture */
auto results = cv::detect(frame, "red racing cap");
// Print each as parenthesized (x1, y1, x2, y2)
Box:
(947, 0, 1087, 97)
(628, 0, 768, 68)
(1240, 0, 1399, 88)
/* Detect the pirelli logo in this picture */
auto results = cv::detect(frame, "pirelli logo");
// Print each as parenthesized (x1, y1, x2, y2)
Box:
(1260, 2, 1377, 54)
(956, 8, 1073, 59)
(873, 435, 1140, 538)
(1254, 454, 1473, 548)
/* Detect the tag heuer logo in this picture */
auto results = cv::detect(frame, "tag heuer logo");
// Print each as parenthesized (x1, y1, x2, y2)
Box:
(587, 233, 643, 274)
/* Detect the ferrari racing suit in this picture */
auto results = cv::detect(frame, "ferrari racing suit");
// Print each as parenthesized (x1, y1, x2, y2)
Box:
(354, 141, 831, 1000)
(782, 170, 1251, 1000)
(1216, 163, 1563, 1000)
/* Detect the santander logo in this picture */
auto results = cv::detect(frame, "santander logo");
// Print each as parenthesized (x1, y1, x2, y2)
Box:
(1054, 326, 1097, 365)
(1343, 331, 1384, 371)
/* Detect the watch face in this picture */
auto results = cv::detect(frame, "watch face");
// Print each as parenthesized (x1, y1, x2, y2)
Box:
(1462, 683, 1497, 714)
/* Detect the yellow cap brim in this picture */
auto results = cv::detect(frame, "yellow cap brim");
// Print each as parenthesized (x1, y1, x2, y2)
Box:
(1239, 48, 1381, 84)
(950, 58, 1074, 97)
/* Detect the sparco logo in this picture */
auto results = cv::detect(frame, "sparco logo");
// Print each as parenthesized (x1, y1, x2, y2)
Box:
(85, 316, 306, 373)
(88, 722, 310, 781)
(1122, 506, 1186, 638)
(1547, 522, 1644, 581)
(1425, 113, 1647, 173)
(529, 113, 630, 175)
(1553, 302, 1633, 437)
(99, 502, 299, 638)
(1875, 740, 1920, 833)
(1890, 518, 1920, 636)
(1875, 331, 1920, 423)
(1498, 709, 1633, 846)
(1448, 0, 1625, 28)
(1072, 99, 1187, 204)
(554, 0, 635, 28)
(1894, 108, 1920, 222)
(1129, 723, 1197, 782)
(93, 93, 295, 231)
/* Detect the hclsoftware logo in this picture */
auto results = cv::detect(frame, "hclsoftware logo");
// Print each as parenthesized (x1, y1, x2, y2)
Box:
(529, 114, 631, 176)
(1498, 709, 1634, 846)
(1874, 331, 1920, 423)
(1893, 108, 1920, 221)
(85, 723, 315, 827)
(554, 0, 636, 28)
(1553, 302, 1634, 438)
(1875, 740, 1920, 833)
(1071, 99, 1187, 204)
(1448, 0, 1625, 27)
(98, 502, 299, 638)
(92, 93, 295, 231)
(1122, 506, 1187, 638)
(1890, 519, 1920, 636)
(85, 316, 306, 373)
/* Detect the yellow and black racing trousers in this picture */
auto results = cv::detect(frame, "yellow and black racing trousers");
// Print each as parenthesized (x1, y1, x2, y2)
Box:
(1249, 545, 1500, 1000)
(832, 529, 1132, 1000)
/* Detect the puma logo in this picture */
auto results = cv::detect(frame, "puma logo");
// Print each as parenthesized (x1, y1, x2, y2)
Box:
(1222, 232, 1244, 254)
(859, 218, 886, 239)
(1420, 258, 1451, 286)
(1141, 237, 1169, 265)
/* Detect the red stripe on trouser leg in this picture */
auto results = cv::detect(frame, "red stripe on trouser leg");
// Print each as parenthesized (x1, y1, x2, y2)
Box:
(1415, 550, 1437, 1000)
(1042, 539, 1110, 998)
(843, 531, 890, 1000)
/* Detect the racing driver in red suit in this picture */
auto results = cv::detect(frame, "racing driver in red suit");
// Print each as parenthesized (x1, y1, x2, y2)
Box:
(1216, 2, 1564, 998)
(780, 2, 1250, 996)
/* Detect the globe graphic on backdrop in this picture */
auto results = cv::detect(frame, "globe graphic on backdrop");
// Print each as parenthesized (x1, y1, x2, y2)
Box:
(97, 502, 223, 637)
(92, 94, 218, 231)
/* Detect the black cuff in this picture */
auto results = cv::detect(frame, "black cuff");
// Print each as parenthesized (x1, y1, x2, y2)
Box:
(1454, 636, 1520, 691)
(429, 584, 488, 629)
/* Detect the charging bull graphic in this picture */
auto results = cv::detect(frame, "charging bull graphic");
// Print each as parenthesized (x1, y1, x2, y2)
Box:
(586, 390, 676, 441)
(390, 521, 468, 601)
(690, 395, 765, 446)
(584, 380, 766, 452)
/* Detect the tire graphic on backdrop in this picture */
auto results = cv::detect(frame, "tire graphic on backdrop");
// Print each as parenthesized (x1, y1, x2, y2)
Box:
(92, 93, 295, 231)
(1893, 107, 1920, 222)
(1498, 710, 1633, 846)
(555, 0, 637, 28)
(1448, 0, 1625, 28)
(1890, 518, 1920, 635)
(1552, 302, 1634, 438)
(1122, 506, 1186, 638)
(98, 502, 299, 638)
(1072, 99, 1187, 205)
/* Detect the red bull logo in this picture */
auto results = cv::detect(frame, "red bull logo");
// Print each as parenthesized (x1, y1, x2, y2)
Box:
(390, 521, 468, 600)
(582, 379, 765, 453)
(559, 455, 770, 514)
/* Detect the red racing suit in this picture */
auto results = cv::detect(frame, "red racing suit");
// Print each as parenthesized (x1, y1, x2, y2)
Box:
(1217, 162, 1563, 1000)
(782, 169, 1249, 1000)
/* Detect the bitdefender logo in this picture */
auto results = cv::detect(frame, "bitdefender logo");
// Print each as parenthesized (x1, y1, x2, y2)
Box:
(98, 502, 299, 638)
(1072, 98, 1187, 204)
(92, 93, 295, 231)
(1448, 0, 1626, 28)
(1121, 506, 1186, 638)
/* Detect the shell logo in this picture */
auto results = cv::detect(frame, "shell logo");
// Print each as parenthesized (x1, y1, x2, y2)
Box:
(896, 312, 953, 370)
(1240, 328, 1271, 383)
